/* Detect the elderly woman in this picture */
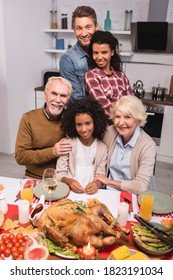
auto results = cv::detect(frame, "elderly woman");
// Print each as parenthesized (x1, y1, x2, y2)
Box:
(94, 95, 157, 195)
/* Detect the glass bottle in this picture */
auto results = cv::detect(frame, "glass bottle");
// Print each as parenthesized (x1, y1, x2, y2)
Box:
(50, 10, 58, 29)
(104, 11, 111, 31)
(124, 10, 133, 31)
(61, 13, 68, 29)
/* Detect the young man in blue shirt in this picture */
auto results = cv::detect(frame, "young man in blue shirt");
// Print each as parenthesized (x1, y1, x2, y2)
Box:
(60, 6, 98, 103)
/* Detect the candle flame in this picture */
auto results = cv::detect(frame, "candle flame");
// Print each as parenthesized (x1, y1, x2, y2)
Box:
(87, 242, 91, 250)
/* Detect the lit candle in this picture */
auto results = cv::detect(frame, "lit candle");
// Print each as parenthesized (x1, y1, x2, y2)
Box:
(18, 199, 30, 224)
(117, 202, 129, 226)
(81, 242, 96, 259)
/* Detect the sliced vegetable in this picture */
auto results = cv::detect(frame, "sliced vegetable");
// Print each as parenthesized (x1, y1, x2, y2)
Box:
(131, 223, 172, 251)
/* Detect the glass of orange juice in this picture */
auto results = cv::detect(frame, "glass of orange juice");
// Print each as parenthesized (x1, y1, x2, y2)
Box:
(139, 194, 154, 220)
(20, 179, 34, 205)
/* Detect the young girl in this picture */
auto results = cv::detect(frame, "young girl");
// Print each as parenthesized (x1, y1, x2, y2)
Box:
(56, 95, 108, 194)
(85, 30, 133, 118)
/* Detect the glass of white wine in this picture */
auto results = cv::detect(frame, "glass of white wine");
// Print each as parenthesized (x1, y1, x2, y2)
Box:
(42, 168, 58, 201)
(24, 232, 49, 260)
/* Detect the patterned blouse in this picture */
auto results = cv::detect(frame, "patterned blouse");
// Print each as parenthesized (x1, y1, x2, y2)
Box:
(85, 67, 133, 116)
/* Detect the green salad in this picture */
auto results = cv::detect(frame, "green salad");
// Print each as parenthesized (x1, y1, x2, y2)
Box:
(47, 239, 79, 258)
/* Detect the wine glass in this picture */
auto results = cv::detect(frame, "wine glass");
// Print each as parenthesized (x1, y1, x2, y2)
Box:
(24, 232, 49, 260)
(42, 168, 58, 201)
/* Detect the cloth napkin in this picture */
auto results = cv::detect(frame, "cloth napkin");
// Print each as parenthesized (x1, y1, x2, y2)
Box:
(120, 191, 133, 212)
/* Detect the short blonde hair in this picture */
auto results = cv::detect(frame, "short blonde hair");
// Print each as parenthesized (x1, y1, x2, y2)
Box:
(45, 76, 72, 96)
(110, 95, 147, 127)
(72, 6, 97, 28)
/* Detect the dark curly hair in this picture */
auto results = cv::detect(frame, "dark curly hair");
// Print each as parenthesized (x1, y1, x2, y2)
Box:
(88, 30, 122, 71)
(61, 96, 108, 140)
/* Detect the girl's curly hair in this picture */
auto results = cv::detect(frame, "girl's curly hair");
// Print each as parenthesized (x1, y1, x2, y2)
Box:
(88, 30, 122, 71)
(61, 95, 108, 140)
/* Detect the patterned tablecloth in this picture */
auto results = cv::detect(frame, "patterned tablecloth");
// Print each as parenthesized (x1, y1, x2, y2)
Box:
(0, 176, 173, 260)
(0, 203, 173, 260)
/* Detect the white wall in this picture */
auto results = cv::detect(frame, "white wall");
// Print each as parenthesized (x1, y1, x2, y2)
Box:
(0, 0, 11, 152)
(0, 0, 173, 155)
(54, 0, 150, 30)
(0, 0, 52, 154)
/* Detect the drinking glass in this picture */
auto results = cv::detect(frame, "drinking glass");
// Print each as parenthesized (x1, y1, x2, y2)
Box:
(42, 168, 58, 200)
(139, 194, 154, 220)
(24, 232, 49, 260)
(20, 179, 34, 205)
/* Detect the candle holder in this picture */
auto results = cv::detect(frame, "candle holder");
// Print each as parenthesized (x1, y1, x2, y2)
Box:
(80, 242, 98, 260)
(79, 251, 99, 260)
(18, 199, 30, 224)
(117, 202, 129, 227)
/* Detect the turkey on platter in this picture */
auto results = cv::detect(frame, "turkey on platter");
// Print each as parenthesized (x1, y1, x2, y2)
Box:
(38, 198, 122, 248)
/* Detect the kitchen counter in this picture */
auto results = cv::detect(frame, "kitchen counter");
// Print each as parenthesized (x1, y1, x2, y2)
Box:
(142, 95, 173, 106)
(34, 86, 173, 109)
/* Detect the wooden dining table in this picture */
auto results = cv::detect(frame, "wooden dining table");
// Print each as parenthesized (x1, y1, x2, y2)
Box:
(0, 176, 173, 260)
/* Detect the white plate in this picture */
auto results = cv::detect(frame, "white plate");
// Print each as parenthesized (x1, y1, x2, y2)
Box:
(33, 181, 69, 201)
(54, 251, 78, 259)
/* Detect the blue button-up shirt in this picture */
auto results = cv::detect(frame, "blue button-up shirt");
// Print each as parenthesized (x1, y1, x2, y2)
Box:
(60, 42, 89, 102)
(109, 126, 141, 181)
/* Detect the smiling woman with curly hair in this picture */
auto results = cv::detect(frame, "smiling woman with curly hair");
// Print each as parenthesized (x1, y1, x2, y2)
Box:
(85, 30, 133, 117)
(56, 95, 108, 194)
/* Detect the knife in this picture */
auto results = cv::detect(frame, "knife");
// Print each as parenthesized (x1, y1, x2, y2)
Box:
(14, 191, 21, 202)
(134, 214, 173, 247)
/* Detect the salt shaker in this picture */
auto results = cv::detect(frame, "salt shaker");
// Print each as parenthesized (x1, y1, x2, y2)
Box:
(0, 193, 8, 214)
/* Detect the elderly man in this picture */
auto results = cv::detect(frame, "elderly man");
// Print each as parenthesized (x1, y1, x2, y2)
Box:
(15, 77, 72, 179)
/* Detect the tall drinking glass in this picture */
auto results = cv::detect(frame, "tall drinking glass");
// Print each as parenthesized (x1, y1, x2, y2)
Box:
(20, 179, 34, 205)
(140, 194, 154, 220)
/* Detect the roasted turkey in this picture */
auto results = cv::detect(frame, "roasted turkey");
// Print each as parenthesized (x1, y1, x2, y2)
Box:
(38, 198, 122, 248)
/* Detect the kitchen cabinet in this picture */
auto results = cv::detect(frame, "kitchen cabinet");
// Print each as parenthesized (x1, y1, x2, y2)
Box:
(157, 105, 173, 164)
